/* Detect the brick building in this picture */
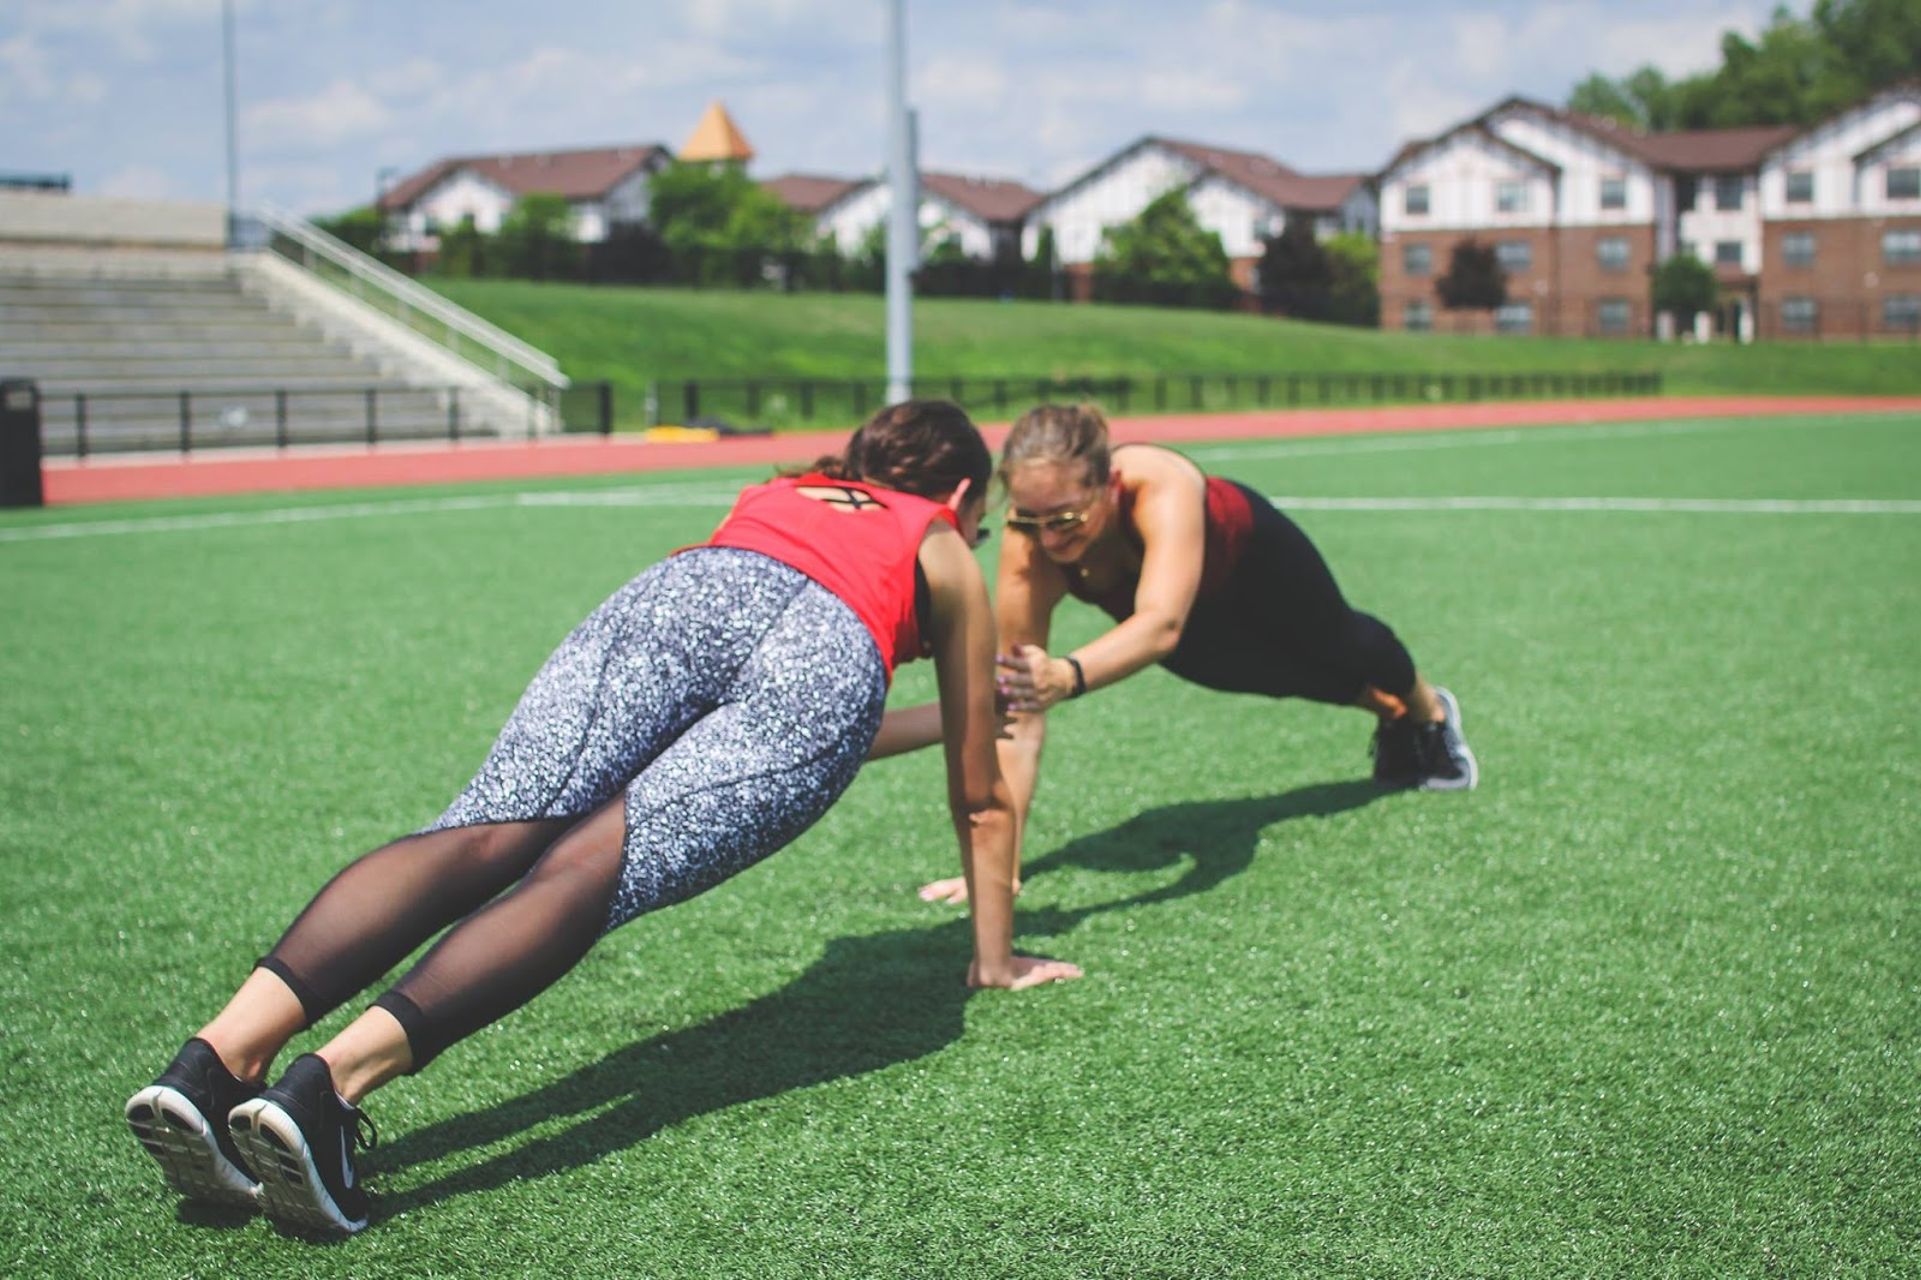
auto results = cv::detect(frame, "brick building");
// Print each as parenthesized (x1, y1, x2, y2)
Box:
(1376, 85, 1921, 340)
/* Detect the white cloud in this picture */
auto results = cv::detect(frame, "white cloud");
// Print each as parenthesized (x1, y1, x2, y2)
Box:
(244, 79, 391, 151)
(96, 163, 178, 198)
(1591, 6, 1772, 78)
(0, 33, 57, 101)
(368, 57, 445, 100)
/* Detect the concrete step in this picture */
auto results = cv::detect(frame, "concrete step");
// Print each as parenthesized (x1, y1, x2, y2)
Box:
(11, 355, 386, 380)
(0, 338, 333, 359)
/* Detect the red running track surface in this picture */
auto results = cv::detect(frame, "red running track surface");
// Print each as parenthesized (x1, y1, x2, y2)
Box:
(40, 395, 1921, 506)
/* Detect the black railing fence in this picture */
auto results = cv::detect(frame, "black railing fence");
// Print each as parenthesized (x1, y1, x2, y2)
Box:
(19, 368, 1668, 457)
(32, 382, 614, 458)
(666, 368, 1665, 430)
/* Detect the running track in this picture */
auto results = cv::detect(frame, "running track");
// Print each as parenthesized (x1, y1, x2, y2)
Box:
(39, 395, 1921, 506)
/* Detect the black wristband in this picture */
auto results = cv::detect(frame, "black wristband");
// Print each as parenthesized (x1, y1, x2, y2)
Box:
(1063, 654, 1088, 699)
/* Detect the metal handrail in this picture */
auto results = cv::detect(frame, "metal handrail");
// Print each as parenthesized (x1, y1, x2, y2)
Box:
(247, 204, 569, 390)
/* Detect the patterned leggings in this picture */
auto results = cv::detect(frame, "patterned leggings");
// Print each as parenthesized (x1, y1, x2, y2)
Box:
(259, 549, 887, 1068)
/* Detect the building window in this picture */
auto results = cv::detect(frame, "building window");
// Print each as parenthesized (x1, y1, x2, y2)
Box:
(1600, 176, 1627, 211)
(1596, 299, 1632, 334)
(1405, 299, 1434, 331)
(1781, 232, 1816, 267)
(1714, 175, 1744, 210)
(1680, 240, 1699, 261)
(1888, 167, 1920, 200)
(1405, 184, 1430, 216)
(1884, 230, 1921, 265)
(1785, 170, 1814, 203)
(1494, 302, 1534, 334)
(1714, 240, 1745, 267)
(1403, 242, 1432, 276)
(1596, 236, 1630, 272)
(1495, 239, 1532, 272)
(1884, 294, 1921, 330)
(1496, 181, 1527, 213)
(1780, 297, 1818, 334)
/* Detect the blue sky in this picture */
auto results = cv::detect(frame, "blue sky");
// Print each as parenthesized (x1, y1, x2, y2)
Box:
(2, 0, 1785, 216)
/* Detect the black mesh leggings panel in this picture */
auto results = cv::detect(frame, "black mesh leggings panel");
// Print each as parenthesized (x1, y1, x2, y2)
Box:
(1159, 485, 1418, 704)
(262, 550, 887, 1069)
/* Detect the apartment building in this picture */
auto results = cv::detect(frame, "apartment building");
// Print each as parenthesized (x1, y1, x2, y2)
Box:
(1021, 136, 1375, 298)
(377, 144, 674, 249)
(1378, 86, 1921, 339)
(793, 172, 1043, 261)
(1757, 88, 1921, 338)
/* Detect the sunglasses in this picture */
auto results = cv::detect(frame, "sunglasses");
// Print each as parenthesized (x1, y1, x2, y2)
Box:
(1004, 506, 1093, 534)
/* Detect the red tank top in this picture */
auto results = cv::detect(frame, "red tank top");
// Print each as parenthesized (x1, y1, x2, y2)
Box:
(1065, 469, 1254, 622)
(703, 474, 958, 680)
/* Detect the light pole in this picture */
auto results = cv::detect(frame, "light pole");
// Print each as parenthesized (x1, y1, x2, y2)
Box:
(222, 0, 239, 243)
(884, 0, 916, 406)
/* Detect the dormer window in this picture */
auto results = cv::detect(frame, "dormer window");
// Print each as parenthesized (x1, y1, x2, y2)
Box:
(1405, 184, 1430, 216)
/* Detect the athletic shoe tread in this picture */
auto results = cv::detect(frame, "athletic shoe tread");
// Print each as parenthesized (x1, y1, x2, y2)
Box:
(124, 1037, 260, 1208)
(227, 1054, 375, 1235)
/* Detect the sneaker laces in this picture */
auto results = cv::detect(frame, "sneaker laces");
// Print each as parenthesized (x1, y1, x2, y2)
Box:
(349, 1106, 379, 1153)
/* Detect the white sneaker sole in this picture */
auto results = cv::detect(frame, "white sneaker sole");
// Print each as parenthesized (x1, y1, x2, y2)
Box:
(1420, 687, 1479, 791)
(124, 1084, 259, 1208)
(227, 1097, 367, 1235)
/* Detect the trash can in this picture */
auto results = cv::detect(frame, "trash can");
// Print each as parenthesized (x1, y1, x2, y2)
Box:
(0, 379, 45, 508)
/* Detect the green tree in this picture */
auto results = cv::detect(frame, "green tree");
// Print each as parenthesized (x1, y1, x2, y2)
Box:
(1652, 253, 1720, 331)
(1257, 220, 1334, 319)
(1030, 225, 1062, 300)
(1567, 0, 1921, 129)
(1436, 239, 1506, 311)
(1324, 231, 1381, 328)
(432, 215, 487, 279)
(495, 192, 579, 281)
(312, 206, 385, 254)
(1093, 188, 1238, 309)
(648, 160, 811, 286)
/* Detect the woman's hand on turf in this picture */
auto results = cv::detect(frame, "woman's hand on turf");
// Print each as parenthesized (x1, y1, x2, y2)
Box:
(996, 644, 1074, 712)
(968, 953, 1083, 990)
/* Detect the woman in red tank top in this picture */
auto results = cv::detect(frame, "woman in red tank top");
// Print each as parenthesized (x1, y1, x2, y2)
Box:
(914, 403, 1477, 907)
(121, 401, 1078, 1236)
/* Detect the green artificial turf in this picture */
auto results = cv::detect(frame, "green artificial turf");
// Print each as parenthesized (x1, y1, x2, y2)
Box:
(431, 279, 1921, 429)
(1, 412, 1917, 1276)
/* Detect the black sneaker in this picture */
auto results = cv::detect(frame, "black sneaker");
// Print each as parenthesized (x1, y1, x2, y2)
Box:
(1370, 715, 1423, 789)
(1413, 686, 1478, 791)
(227, 1053, 377, 1235)
(124, 1037, 263, 1208)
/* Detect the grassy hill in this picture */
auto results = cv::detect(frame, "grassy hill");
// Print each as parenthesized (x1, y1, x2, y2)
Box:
(431, 280, 1921, 429)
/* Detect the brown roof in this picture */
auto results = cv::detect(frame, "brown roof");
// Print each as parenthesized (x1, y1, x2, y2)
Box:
(378, 144, 671, 210)
(759, 173, 867, 214)
(1154, 137, 1301, 205)
(920, 171, 1043, 222)
(679, 101, 754, 164)
(1485, 98, 1797, 172)
(1583, 120, 1798, 173)
(1379, 122, 1560, 182)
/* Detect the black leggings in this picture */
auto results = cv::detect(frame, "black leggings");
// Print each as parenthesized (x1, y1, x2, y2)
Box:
(1159, 485, 1416, 705)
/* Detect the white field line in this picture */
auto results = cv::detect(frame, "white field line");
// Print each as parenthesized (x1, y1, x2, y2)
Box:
(3, 412, 1917, 544)
(0, 481, 745, 543)
(1267, 495, 1921, 515)
(1184, 416, 1798, 462)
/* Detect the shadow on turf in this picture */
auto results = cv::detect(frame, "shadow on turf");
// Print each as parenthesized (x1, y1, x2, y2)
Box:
(368, 779, 1378, 1221)
(1013, 780, 1380, 935)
